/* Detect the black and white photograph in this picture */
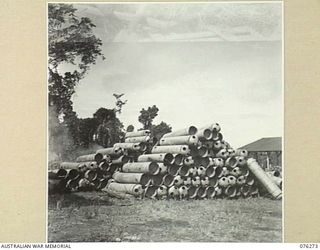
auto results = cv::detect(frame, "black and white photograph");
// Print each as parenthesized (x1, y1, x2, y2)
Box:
(48, 1, 283, 242)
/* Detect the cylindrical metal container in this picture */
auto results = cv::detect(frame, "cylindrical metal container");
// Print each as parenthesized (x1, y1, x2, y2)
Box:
(183, 176, 192, 186)
(246, 173, 255, 186)
(225, 186, 237, 198)
(206, 186, 216, 198)
(168, 165, 180, 176)
(189, 167, 197, 177)
(218, 176, 229, 188)
(114, 142, 146, 152)
(173, 154, 184, 165)
(112, 155, 130, 165)
(227, 175, 237, 186)
(60, 162, 81, 170)
(96, 147, 122, 156)
(151, 145, 190, 155)
(173, 175, 184, 186)
(183, 156, 194, 166)
(197, 146, 209, 157)
(168, 186, 179, 198)
(216, 149, 229, 159)
(162, 126, 198, 138)
(49, 168, 67, 178)
(225, 156, 238, 168)
(235, 149, 248, 157)
(159, 135, 199, 146)
(213, 141, 222, 150)
(266, 172, 282, 189)
(125, 130, 150, 138)
(196, 128, 212, 140)
(122, 162, 160, 175)
(158, 163, 167, 174)
(178, 186, 188, 199)
(84, 169, 97, 182)
(112, 172, 151, 186)
(201, 176, 209, 186)
(151, 174, 164, 186)
(209, 177, 219, 187)
(125, 135, 151, 143)
(76, 153, 104, 163)
(199, 157, 210, 168)
(178, 165, 190, 177)
(236, 175, 246, 186)
(230, 167, 242, 177)
(214, 186, 223, 197)
(157, 186, 167, 199)
(197, 186, 207, 199)
(213, 158, 224, 167)
(192, 176, 201, 186)
(188, 186, 199, 199)
(106, 182, 143, 196)
(241, 185, 251, 197)
(65, 169, 80, 180)
(246, 158, 282, 199)
(236, 156, 247, 167)
(219, 167, 230, 177)
(163, 174, 175, 187)
(144, 186, 158, 198)
(197, 166, 206, 177)
(137, 153, 174, 164)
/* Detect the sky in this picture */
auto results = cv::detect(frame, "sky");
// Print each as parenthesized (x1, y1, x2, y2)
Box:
(65, 2, 283, 149)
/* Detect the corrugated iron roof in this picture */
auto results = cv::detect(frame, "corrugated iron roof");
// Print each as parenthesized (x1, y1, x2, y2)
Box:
(239, 137, 282, 152)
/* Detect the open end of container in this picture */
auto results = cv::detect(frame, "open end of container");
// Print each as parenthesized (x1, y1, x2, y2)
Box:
(203, 129, 212, 140)
(198, 146, 208, 157)
(67, 180, 78, 189)
(145, 186, 158, 198)
(174, 154, 184, 165)
(141, 174, 152, 186)
(168, 165, 180, 175)
(179, 166, 190, 176)
(197, 187, 206, 197)
(225, 186, 237, 197)
(188, 186, 198, 197)
(152, 175, 163, 186)
(164, 153, 175, 164)
(163, 175, 175, 187)
(68, 169, 80, 180)
(205, 166, 215, 178)
(57, 169, 67, 178)
(215, 166, 223, 177)
(149, 162, 160, 175)
(227, 157, 238, 168)
(94, 153, 104, 163)
(188, 126, 198, 135)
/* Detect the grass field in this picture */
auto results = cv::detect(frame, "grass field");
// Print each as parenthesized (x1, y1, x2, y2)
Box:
(48, 192, 282, 242)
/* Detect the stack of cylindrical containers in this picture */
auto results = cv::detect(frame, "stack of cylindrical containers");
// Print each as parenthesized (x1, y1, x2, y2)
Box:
(104, 124, 283, 200)
(48, 130, 151, 194)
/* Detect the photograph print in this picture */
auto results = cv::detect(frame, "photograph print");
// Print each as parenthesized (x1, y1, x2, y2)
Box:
(48, 1, 283, 242)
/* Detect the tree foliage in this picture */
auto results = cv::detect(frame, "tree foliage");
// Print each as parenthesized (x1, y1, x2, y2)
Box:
(48, 4, 104, 115)
(48, 4, 106, 159)
(151, 121, 172, 143)
(138, 105, 159, 130)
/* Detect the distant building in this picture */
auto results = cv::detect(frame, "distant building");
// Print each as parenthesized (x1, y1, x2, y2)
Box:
(239, 137, 282, 170)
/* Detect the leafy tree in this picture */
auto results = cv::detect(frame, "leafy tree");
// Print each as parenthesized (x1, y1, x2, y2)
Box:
(48, 3, 104, 156)
(93, 108, 125, 147)
(151, 122, 172, 142)
(138, 105, 159, 130)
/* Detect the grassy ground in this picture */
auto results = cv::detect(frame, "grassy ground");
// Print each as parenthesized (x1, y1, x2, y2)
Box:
(48, 192, 282, 242)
